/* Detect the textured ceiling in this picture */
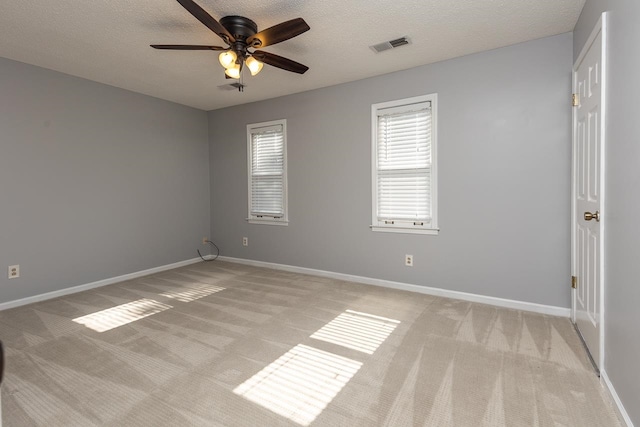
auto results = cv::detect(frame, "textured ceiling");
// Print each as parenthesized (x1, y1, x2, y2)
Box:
(0, 0, 585, 111)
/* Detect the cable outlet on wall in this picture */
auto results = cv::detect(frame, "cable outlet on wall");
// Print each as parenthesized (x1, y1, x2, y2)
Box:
(8, 264, 20, 279)
(202, 237, 209, 244)
(405, 255, 413, 267)
(242, 237, 248, 247)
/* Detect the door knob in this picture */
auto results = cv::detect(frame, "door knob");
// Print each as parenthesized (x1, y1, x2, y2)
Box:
(584, 211, 600, 222)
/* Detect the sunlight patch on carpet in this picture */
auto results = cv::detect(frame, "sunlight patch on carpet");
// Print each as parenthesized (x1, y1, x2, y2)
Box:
(160, 284, 225, 302)
(310, 309, 400, 354)
(72, 298, 172, 332)
(233, 344, 362, 426)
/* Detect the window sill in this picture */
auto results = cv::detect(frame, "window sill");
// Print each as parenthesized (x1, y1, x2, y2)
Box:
(370, 226, 439, 235)
(247, 219, 289, 226)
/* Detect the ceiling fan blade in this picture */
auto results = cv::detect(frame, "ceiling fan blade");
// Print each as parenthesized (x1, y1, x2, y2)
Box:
(253, 51, 309, 74)
(175, 0, 235, 43)
(151, 44, 226, 50)
(247, 18, 310, 48)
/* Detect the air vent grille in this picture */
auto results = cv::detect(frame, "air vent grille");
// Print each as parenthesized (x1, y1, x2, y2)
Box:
(370, 36, 411, 53)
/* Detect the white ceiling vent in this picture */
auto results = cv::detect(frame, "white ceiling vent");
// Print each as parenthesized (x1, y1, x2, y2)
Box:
(370, 36, 411, 53)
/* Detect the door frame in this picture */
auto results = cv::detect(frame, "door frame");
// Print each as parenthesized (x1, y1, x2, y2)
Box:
(571, 11, 608, 371)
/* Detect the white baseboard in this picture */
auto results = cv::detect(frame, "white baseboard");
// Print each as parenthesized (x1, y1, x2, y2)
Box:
(0, 254, 571, 319)
(217, 256, 570, 317)
(0, 257, 204, 312)
(602, 370, 635, 427)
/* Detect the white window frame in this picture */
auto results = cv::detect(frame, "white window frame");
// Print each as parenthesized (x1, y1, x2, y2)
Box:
(247, 119, 288, 225)
(371, 94, 438, 235)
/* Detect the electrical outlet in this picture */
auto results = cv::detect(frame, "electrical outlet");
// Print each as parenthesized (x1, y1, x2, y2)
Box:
(405, 255, 413, 267)
(242, 237, 248, 247)
(202, 237, 209, 244)
(8, 265, 20, 279)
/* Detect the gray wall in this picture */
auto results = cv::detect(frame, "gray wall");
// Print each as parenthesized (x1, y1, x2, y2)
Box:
(0, 57, 210, 305)
(210, 33, 573, 308)
(575, 2, 640, 424)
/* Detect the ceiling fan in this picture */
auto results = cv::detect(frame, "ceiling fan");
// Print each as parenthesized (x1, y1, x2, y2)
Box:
(151, 0, 310, 83)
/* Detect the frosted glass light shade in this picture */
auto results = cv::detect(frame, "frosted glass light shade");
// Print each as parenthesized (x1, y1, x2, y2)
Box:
(219, 51, 237, 68)
(225, 63, 241, 79)
(246, 56, 264, 76)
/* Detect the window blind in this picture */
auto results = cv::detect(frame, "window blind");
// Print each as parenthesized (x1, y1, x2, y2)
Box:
(376, 102, 432, 224)
(250, 124, 284, 217)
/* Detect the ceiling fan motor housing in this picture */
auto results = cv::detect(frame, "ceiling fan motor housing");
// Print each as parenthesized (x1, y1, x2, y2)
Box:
(220, 16, 260, 56)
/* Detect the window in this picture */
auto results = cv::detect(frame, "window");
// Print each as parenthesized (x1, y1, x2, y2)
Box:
(247, 119, 288, 225)
(371, 94, 438, 234)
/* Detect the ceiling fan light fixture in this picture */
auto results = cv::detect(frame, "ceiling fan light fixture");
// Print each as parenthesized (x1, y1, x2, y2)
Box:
(224, 63, 241, 79)
(219, 50, 237, 68)
(151, 2, 311, 88)
(246, 56, 264, 76)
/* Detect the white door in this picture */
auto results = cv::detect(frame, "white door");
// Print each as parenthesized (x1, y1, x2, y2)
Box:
(572, 14, 607, 371)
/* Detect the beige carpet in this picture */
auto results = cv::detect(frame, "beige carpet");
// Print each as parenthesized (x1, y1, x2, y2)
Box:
(0, 261, 622, 426)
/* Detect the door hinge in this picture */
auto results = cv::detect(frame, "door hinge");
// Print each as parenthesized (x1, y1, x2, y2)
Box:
(571, 275, 577, 289)
(572, 93, 580, 107)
